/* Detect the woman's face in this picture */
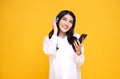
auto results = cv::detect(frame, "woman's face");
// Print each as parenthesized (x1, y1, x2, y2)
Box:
(58, 14, 73, 34)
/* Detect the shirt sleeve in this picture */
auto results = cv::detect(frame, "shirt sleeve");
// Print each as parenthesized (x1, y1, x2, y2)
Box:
(75, 46, 85, 67)
(43, 34, 58, 57)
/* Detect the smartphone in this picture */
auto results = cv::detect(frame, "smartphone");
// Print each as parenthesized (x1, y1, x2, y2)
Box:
(79, 34, 87, 43)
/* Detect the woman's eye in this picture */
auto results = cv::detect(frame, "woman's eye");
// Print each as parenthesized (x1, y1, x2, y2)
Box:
(69, 20, 73, 24)
(62, 18, 66, 21)
(62, 17, 73, 24)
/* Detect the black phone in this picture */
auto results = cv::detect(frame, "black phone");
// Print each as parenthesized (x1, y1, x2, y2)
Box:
(79, 34, 87, 43)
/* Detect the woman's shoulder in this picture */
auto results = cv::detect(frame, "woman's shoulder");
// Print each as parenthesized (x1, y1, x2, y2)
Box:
(43, 34, 57, 41)
(43, 35, 49, 41)
(73, 33, 81, 39)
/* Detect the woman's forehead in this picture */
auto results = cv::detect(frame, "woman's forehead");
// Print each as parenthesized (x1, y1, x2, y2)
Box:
(62, 14, 73, 20)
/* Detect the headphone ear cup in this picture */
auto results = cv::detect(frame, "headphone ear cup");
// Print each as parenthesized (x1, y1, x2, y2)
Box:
(56, 17, 59, 23)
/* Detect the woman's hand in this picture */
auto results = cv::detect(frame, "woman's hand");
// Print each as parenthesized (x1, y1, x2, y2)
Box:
(52, 17, 58, 35)
(74, 38, 84, 55)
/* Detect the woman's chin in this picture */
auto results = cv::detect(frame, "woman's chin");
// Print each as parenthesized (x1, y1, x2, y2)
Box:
(61, 29, 70, 33)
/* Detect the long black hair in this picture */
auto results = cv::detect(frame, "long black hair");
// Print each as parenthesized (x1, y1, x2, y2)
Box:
(48, 10, 77, 51)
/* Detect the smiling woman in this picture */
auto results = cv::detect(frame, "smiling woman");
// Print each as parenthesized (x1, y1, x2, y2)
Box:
(43, 10, 85, 79)
(1, 0, 120, 79)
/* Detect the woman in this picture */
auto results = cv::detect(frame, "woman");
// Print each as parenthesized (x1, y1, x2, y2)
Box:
(43, 10, 85, 79)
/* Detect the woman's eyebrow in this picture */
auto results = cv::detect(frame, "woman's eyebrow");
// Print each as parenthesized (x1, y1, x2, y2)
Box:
(63, 16, 67, 19)
(63, 16, 71, 20)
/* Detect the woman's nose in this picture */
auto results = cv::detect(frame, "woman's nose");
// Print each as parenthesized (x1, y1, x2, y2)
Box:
(65, 21, 69, 26)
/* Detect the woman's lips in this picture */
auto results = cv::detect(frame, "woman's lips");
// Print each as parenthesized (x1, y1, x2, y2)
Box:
(62, 25, 68, 30)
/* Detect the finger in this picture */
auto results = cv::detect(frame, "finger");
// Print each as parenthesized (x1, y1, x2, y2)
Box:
(73, 42, 76, 48)
(53, 17, 56, 23)
(75, 40, 79, 46)
(73, 41, 77, 47)
(52, 17, 57, 28)
(77, 39, 80, 45)
(52, 18, 54, 25)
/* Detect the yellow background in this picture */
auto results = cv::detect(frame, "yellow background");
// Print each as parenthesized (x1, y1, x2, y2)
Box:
(0, 0, 120, 79)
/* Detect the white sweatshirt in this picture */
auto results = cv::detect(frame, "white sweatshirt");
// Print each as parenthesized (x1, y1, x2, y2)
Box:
(43, 33, 85, 79)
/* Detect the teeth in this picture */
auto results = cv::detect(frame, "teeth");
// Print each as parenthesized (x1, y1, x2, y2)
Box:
(63, 25, 68, 29)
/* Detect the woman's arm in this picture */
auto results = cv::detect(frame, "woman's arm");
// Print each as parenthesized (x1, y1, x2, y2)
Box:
(73, 33, 85, 67)
(43, 34, 58, 57)
(43, 18, 58, 57)
(75, 46, 85, 67)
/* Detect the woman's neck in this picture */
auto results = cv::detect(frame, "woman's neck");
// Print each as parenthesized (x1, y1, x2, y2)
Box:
(59, 32, 66, 39)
